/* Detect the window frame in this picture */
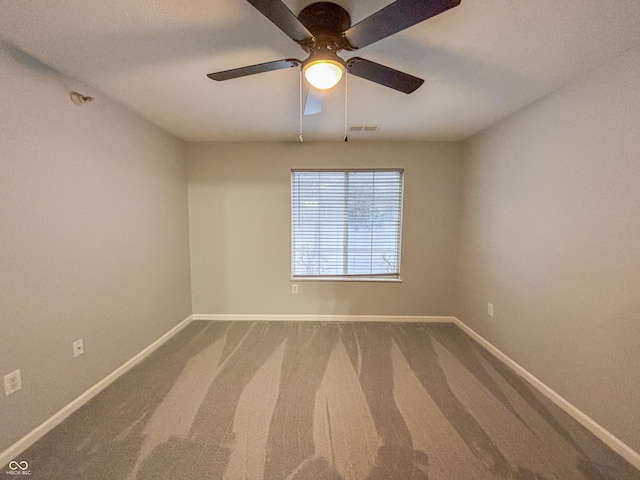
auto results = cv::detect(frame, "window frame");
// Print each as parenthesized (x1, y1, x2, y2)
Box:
(290, 168, 404, 282)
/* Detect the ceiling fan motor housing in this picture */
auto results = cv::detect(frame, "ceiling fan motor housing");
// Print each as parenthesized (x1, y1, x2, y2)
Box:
(298, 2, 352, 52)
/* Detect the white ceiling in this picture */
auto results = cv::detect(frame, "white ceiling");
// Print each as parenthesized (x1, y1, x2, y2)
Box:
(1, 0, 639, 142)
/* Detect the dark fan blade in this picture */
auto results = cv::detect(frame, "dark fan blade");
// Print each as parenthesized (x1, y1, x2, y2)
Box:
(343, 0, 461, 50)
(246, 0, 314, 45)
(208, 59, 301, 81)
(347, 57, 424, 94)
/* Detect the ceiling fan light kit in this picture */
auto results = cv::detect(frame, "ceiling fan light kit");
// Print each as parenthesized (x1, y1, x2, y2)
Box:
(303, 60, 343, 90)
(302, 48, 344, 90)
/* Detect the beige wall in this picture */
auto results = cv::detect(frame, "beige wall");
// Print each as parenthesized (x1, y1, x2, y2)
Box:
(0, 42, 192, 452)
(454, 47, 640, 451)
(188, 141, 463, 316)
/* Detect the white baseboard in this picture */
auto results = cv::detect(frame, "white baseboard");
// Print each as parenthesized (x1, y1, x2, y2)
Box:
(192, 313, 456, 323)
(452, 317, 640, 471)
(0, 315, 194, 468)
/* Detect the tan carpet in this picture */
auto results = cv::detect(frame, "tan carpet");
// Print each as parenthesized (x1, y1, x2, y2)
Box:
(5, 321, 639, 479)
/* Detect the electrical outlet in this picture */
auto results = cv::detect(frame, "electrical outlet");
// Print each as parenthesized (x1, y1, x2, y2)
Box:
(4, 369, 22, 396)
(291, 284, 298, 294)
(487, 303, 494, 317)
(73, 339, 84, 357)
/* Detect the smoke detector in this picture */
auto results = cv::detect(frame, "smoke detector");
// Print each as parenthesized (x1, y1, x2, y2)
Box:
(70, 91, 93, 105)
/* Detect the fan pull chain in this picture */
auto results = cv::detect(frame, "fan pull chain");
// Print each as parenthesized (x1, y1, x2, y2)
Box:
(344, 72, 348, 142)
(299, 70, 304, 142)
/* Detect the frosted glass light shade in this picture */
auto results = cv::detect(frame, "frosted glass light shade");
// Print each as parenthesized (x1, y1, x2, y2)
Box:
(303, 60, 344, 90)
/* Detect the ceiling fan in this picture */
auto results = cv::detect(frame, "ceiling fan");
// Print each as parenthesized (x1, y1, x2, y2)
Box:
(207, 0, 461, 98)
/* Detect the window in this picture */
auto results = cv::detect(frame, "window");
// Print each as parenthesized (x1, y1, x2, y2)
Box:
(291, 169, 404, 280)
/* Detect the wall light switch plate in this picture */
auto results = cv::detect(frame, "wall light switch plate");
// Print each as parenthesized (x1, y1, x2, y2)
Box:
(73, 339, 84, 357)
(291, 284, 298, 294)
(487, 303, 494, 317)
(4, 369, 22, 396)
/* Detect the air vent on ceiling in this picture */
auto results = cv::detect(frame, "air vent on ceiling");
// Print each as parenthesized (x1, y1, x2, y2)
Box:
(348, 124, 381, 133)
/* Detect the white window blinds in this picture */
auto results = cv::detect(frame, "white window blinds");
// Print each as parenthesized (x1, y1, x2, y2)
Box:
(291, 169, 404, 279)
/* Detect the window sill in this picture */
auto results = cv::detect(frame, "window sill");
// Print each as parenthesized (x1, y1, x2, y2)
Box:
(291, 276, 402, 283)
